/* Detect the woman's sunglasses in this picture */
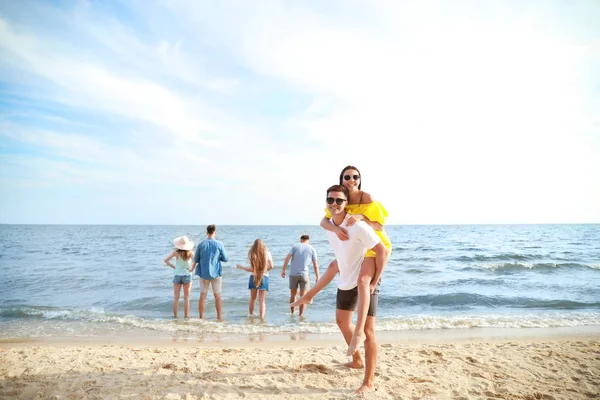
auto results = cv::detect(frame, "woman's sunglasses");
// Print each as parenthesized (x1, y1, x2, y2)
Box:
(344, 174, 360, 181)
(327, 197, 348, 205)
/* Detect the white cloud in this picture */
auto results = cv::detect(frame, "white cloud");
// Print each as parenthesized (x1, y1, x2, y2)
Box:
(0, 0, 598, 224)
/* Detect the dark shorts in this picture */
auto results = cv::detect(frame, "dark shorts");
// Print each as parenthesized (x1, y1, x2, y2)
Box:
(336, 282, 380, 317)
(248, 275, 269, 291)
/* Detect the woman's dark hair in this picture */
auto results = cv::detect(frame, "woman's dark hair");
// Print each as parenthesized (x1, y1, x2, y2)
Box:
(339, 165, 362, 189)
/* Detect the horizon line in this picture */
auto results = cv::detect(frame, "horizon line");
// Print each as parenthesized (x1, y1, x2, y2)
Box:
(1, 222, 599, 226)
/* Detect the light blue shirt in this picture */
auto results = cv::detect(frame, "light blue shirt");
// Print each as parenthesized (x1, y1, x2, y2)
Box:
(194, 238, 228, 280)
(288, 243, 317, 276)
(174, 255, 192, 276)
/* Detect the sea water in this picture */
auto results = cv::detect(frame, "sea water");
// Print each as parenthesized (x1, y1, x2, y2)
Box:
(0, 224, 598, 340)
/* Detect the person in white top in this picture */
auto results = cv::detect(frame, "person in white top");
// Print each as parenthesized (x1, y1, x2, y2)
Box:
(291, 184, 388, 394)
(236, 239, 274, 320)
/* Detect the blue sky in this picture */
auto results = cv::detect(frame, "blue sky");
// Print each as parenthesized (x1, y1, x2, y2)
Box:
(1, 0, 599, 225)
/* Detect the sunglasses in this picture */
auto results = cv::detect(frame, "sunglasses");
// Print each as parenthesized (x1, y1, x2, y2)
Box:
(327, 197, 347, 205)
(344, 174, 360, 181)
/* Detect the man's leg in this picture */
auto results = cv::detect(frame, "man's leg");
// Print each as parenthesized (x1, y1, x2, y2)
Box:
(198, 292, 207, 319)
(298, 288, 307, 316)
(214, 292, 223, 321)
(289, 288, 298, 314)
(356, 316, 377, 394)
(198, 278, 209, 318)
(212, 278, 223, 321)
(336, 309, 364, 369)
(290, 260, 338, 307)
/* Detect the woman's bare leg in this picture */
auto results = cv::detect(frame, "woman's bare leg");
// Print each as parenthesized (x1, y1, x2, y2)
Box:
(182, 281, 192, 318)
(258, 290, 267, 320)
(249, 289, 258, 316)
(173, 283, 182, 318)
(347, 257, 376, 356)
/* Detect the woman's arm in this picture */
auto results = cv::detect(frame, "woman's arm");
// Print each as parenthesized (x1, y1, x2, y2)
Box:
(346, 191, 384, 230)
(320, 217, 349, 240)
(164, 251, 177, 269)
(236, 264, 253, 273)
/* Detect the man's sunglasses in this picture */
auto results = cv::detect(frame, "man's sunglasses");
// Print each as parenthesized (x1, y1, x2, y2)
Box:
(327, 197, 348, 205)
(344, 174, 360, 181)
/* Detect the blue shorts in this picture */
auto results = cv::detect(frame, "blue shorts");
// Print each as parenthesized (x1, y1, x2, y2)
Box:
(248, 275, 269, 291)
(173, 275, 192, 284)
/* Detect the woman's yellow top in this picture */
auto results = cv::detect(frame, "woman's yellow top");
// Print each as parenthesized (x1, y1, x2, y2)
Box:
(324, 201, 392, 257)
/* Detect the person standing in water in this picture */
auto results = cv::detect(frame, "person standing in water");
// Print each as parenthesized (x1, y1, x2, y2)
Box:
(163, 236, 194, 318)
(293, 184, 388, 394)
(281, 234, 320, 316)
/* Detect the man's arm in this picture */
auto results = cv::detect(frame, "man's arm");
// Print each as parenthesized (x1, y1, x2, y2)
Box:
(312, 259, 320, 281)
(347, 214, 383, 231)
(320, 217, 349, 240)
(219, 244, 228, 262)
(191, 247, 200, 273)
(281, 254, 292, 278)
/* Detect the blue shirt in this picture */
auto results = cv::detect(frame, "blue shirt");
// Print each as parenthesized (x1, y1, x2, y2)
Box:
(194, 238, 228, 280)
(288, 243, 318, 276)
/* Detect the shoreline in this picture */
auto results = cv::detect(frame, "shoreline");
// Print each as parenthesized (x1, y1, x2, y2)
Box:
(2, 325, 599, 348)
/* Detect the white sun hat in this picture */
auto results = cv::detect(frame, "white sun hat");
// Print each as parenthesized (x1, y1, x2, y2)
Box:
(173, 236, 194, 251)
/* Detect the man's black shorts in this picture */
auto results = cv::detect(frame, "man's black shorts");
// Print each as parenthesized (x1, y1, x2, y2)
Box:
(336, 283, 380, 317)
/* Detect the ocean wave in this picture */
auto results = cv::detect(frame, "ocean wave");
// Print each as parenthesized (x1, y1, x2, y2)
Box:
(461, 262, 597, 272)
(377, 313, 600, 330)
(453, 253, 537, 262)
(0, 306, 109, 319)
(404, 268, 427, 274)
(441, 278, 505, 287)
(2, 308, 600, 336)
(380, 293, 600, 309)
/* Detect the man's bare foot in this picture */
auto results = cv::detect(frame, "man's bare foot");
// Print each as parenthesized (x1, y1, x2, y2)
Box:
(347, 332, 366, 356)
(290, 296, 313, 308)
(355, 383, 374, 394)
(343, 360, 364, 369)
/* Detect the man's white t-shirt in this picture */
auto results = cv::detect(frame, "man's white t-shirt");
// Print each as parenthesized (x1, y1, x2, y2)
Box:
(326, 216, 381, 290)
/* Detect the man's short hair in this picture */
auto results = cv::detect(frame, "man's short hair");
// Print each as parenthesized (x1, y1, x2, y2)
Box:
(206, 224, 216, 234)
(300, 234, 310, 241)
(326, 184, 349, 200)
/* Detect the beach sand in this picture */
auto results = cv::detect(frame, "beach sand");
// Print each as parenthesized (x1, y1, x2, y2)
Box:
(1, 332, 599, 399)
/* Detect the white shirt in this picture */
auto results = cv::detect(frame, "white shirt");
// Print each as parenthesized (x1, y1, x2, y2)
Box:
(326, 216, 380, 290)
(264, 250, 272, 277)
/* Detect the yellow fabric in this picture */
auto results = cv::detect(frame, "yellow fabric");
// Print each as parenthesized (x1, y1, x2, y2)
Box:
(323, 201, 392, 257)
